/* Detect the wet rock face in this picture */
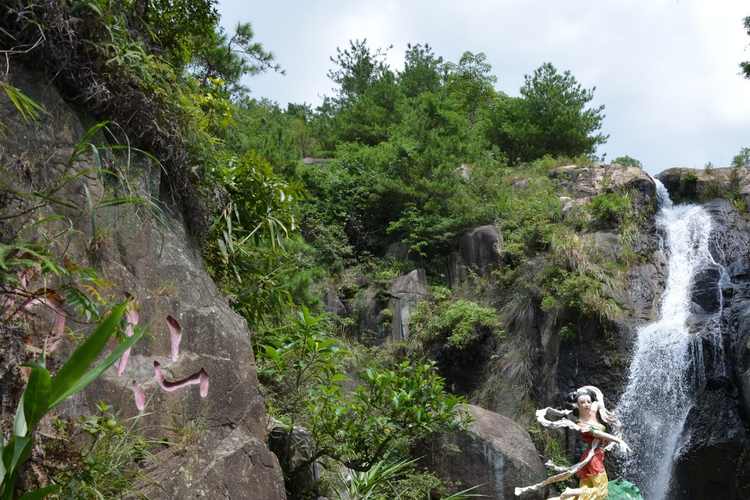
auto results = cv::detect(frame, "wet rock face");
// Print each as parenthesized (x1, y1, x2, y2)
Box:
(420, 405, 545, 500)
(691, 266, 723, 314)
(667, 198, 750, 499)
(1, 66, 286, 498)
(670, 386, 749, 500)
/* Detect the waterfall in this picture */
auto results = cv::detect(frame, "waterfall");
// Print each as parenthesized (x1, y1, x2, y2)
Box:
(616, 179, 719, 500)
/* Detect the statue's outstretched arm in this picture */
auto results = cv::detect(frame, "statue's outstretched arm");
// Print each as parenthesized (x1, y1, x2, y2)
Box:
(514, 442, 599, 497)
(584, 426, 631, 453)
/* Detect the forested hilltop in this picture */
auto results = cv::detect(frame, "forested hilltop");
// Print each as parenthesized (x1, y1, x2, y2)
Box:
(1, 2, 750, 499)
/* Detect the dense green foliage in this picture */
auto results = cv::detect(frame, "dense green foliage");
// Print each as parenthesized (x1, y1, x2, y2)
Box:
(411, 289, 502, 349)
(297, 42, 606, 263)
(258, 309, 464, 479)
(612, 155, 642, 168)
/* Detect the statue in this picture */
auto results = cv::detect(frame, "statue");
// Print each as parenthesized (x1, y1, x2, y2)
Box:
(515, 386, 632, 500)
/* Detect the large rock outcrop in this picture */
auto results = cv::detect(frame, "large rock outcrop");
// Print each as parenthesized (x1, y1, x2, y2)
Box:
(421, 404, 545, 500)
(658, 167, 750, 205)
(448, 225, 503, 286)
(549, 163, 657, 208)
(0, 67, 286, 498)
(389, 269, 428, 340)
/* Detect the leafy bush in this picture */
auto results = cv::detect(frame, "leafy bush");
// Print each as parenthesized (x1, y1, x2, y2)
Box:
(413, 296, 502, 349)
(542, 267, 621, 321)
(612, 155, 642, 168)
(256, 308, 464, 488)
(51, 403, 151, 500)
(732, 147, 750, 168)
(589, 192, 633, 227)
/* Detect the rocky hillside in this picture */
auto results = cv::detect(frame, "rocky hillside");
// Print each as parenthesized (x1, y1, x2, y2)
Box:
(319, 164, 750, 498)
(0, 66, 286, 499)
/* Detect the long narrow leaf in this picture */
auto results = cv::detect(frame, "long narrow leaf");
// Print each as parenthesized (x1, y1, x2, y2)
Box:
(71, 121, 110, 162)
(21, 364, 52, 430)
(7, 435, 31, 479)
(48, 303, 127, 406)
(18, 485, 60, 500)
(0, 436, 5, 487)
(48, 324, 144, 409)
(95, 196, 145, 208)
(13, 395, 26, 438)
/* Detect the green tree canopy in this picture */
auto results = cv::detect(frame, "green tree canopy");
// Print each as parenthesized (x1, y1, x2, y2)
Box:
(487, 62, 607, 164)
(732, 147, 750, 168)
(613, 155, 643, 168)
(190, 22, 283, 95)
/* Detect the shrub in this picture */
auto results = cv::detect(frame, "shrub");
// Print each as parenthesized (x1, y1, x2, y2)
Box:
(51, 403, 152, 500)
(588, 192, 632, 227)
(412, 293, 502, 350)
(612, 155, 642, 168)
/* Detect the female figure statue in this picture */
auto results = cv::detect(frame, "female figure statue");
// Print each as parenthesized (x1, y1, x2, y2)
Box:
(515, 386, 631, 499)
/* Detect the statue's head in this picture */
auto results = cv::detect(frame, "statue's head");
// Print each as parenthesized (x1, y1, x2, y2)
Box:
(568, 386, 598, 406)
(568, 385, 623, 436)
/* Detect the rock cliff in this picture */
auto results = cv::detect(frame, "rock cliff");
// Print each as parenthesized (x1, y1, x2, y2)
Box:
(0, 66, 286, 499)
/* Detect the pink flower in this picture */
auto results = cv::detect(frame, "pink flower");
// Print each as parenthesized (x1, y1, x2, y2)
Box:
(131, 381, 146, 412)
(166, 315, 182, 363)
(116, 302, 140, 376)
(153, 361, 209, 398)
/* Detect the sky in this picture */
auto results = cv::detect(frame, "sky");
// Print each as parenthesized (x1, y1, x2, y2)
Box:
(217, 0, 750, 174)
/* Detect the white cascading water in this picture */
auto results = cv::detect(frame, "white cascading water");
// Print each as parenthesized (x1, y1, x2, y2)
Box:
(616, 180, 717, 500)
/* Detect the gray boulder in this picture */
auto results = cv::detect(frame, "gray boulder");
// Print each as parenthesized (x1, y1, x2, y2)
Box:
(657, 167, 750, 205)
(268, 420, 321, 498)
(389, 269, 428, 340)
(549, 163, 656, 207)
(449, 225, 502, 286)
(421, 404, 545, 499)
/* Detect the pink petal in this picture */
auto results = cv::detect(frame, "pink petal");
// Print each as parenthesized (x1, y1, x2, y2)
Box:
(153, 360, 209, 395)
(153, 360, 165, 385)
(131, 381, 146, 412)
(199, 369, 209, 398)
(166, 315, 182, 363)
(117, 304, 139, 376)
(126, 308, 140, 327)
(18, 268, 33, 289)
(116, 348, 131, 376)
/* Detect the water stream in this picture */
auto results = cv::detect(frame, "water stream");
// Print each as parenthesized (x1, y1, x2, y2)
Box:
(616, 180, 721, 499)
